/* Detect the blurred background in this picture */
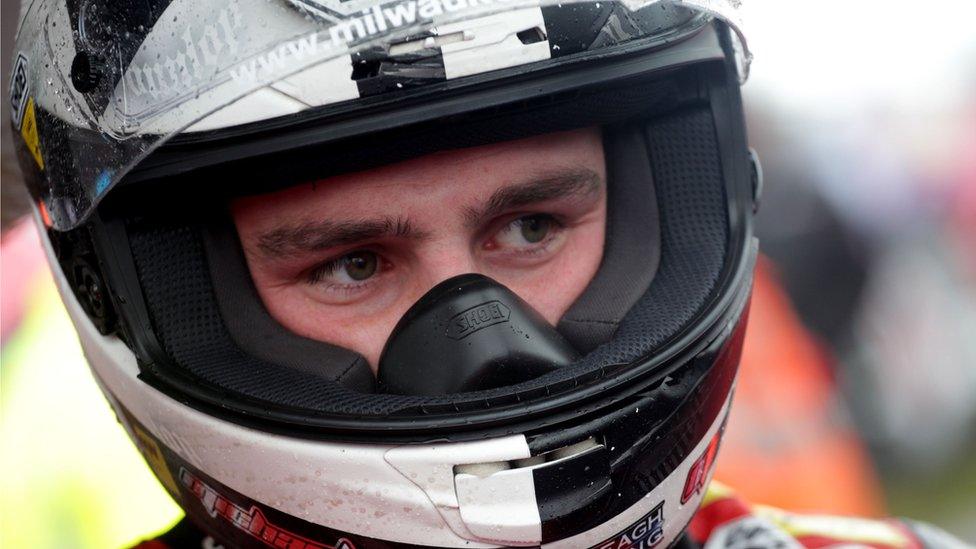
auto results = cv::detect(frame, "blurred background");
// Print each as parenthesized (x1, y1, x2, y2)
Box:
(2, 0, 975, 547)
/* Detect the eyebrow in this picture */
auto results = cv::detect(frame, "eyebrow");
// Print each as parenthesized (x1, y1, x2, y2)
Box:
(253, 167, 603, 259)
(462, 168, 603, 229)
(256, 216, 426, 258)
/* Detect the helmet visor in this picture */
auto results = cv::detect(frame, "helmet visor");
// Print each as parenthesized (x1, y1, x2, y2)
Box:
(14, 0, 747, 230)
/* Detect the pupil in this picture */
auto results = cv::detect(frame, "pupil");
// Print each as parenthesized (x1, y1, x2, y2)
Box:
(345, 252, 377, 281)
(520, 216, 549, 243)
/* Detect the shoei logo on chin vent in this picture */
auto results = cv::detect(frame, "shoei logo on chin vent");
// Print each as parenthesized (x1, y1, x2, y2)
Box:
(447, 301, 511, 340)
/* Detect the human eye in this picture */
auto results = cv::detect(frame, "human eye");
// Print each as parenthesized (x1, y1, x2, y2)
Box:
(306, 250, 381, 291)
(487, 214, 564, 254)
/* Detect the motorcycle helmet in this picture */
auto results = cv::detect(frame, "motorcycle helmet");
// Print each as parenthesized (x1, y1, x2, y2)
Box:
(9, 0, 758, 546)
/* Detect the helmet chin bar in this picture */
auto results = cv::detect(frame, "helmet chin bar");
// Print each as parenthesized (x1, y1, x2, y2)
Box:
(117, 388, 734, 548)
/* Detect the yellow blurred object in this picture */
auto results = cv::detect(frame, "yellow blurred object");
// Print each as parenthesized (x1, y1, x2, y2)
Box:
(0, 265, 182, 549)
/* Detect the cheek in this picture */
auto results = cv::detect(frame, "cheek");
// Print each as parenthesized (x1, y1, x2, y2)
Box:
(502, 218, 607, 325)
(254, 284, 409, 372)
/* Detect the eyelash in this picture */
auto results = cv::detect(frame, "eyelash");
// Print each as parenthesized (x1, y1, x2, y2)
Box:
(302, 213, 566, 290)
(306, 259, 339, 285)
(305, 253, 381, 290)
(488, 214, 565, 254)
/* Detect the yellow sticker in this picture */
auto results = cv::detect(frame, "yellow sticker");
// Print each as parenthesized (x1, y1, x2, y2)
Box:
(20, 97, 44, 170)
(131, 423, 181, 497)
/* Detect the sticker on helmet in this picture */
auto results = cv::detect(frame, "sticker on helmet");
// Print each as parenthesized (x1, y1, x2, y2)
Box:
(122, 3, 245, 100)
(288, 0, 438, 23)
(9, 53, 28, 128)
(593, 501, 665, 549)
(681, 427, 722, 504)
(19, 98, 44, 170)
(179, 467, 357, 549)
(130, 422, 181, 497)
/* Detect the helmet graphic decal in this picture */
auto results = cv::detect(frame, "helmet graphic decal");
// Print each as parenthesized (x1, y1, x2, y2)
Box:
(180, 468, 358, 549)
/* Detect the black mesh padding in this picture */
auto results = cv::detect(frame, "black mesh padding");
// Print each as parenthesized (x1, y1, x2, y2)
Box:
(590, 106, 730, 360)
(202, 218, 375, 393)
(126, 106, 728, 417)
(128, 223, 369, 410)
(558, 125, 661, 352)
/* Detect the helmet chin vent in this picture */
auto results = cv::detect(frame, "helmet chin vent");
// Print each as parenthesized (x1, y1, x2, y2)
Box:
(453, 437, 602, 476)
(452, 435, 612, 544)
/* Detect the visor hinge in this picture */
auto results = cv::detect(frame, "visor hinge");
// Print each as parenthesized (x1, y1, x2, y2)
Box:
(749, 147, 763, 213)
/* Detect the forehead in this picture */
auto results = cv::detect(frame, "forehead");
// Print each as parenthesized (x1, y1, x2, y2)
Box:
(232, 127, 603, 224)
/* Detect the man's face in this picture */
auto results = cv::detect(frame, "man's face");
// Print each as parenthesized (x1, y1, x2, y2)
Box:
(232, 128, 607, 369)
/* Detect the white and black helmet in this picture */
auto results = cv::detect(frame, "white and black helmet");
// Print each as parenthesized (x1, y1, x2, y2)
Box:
(10, 0, 758, 547)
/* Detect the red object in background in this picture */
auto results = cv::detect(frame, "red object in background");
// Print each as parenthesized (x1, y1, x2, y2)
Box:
(713, 256, 885, 516)
(1, 217, 49, 344)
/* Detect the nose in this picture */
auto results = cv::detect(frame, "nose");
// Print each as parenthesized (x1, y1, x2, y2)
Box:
(416, 243, 481, 294)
